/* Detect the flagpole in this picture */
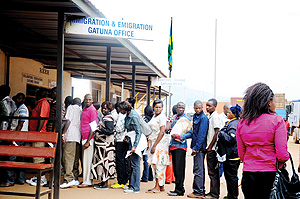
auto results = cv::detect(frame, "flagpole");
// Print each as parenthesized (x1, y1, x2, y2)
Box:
(169, 70, 171, 115)
(214, 19, 217, 98)
(168, 17, 173, 115)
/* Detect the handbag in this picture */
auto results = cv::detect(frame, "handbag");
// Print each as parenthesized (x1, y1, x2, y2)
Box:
(269, 153, 300, 199)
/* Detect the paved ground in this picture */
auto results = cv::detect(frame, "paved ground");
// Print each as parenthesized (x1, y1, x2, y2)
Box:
(1, 137, 299, 199)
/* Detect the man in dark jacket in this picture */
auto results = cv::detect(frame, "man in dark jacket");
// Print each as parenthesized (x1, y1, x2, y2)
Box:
(187, 100, 209, 199)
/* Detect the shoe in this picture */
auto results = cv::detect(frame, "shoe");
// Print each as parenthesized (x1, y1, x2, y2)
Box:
(111, 183, 127, 188)
(78, 184, 92, 188)
(94, 183, 108, 190)
(0, 182, 14, 187)
(187, 193, 205, 198)
(74, 180, 80, 186)
(124, 189, 139, 193)
(26, 176, 37, 184)
(15, 181, 25, 185)
(122, 185, 129, 190)
(30, 176, 47, 186)
(60, 179, 78, 189)
(165, 181, 171, 184)
(204, 193, 218, 199)
(141, 179, 148, 182)
(168, 192, 184, 196)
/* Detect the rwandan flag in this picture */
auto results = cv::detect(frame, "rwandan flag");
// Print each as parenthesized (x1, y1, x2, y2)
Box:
(168, 17, 173, 72)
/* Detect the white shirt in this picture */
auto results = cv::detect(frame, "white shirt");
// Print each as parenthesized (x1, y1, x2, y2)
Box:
(207, 111, 222, 150)
(148, 113, 167, 142)
(111, 109, 119, 125)
(219, 112, 229, 129)
(65, 104, 82, 143)
(10, 103, 29, 131)
(115, 113, 126, 142)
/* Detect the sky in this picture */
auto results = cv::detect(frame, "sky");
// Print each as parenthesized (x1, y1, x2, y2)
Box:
(90, 0, 300, 101)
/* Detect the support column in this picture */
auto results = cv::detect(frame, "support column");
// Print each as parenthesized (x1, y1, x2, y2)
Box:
(54, 10, 64, 199)
(106, 46, 111, 101)
(146, 75, 151, 106)
(158, 86, 161, 99)
(131, 65, 136, 108)
(5, 55, 10, 86)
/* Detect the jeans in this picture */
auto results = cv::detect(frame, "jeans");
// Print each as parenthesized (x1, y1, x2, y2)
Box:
(192, 151, 206, 196)
(207, 150, 220, 197)
(129, 153, 141, 191)
(7, 156, 25, 184)
(115, 142, 129, 185)
(223, 160, 240, 199)
(171, 149, 186, 195)
(141, 153, 153, 181)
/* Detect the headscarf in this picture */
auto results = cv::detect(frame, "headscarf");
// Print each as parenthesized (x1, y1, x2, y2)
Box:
(230, 104, 242, 119)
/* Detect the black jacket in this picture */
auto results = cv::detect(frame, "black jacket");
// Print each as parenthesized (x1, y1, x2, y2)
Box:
(217, 118, 239, 160)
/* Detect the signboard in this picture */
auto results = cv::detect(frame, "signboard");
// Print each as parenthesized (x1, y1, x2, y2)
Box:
(49, 80, 56, 88)
(152, 78, 186, 87)
(66, 16, 154, 40)
(22, 73, 43, 85)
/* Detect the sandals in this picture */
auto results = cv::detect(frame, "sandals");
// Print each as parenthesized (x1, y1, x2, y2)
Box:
(146, 189, 160, 193)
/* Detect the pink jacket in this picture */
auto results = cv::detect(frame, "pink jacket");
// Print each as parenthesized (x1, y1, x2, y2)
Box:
(236, 113, 289, 172)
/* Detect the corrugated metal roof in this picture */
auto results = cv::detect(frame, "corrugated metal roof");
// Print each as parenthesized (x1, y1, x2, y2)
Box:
(0, 0, 168, 95)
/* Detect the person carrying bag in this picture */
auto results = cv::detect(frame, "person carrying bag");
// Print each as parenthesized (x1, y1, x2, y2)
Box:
(270, 153, 300, 199)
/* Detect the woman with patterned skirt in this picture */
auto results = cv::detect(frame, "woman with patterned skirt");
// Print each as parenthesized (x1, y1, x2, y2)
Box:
(147, 99, 170, 193)
(91, 101, 116, 189)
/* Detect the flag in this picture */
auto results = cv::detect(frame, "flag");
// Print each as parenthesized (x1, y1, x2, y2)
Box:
(168, 18, 173, 72)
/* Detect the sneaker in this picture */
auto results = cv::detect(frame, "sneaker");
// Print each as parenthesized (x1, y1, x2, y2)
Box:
(204, 193, 219, 199)
(122, 185, 129, 190)
(74, 180, 80, 186)
(30, 176, 47, 186)
(111, 183, 127, 189)
(94, 183, 108, 190)
(60, 182, 68, 189)
(60, 179, 78, 189)
(124, 189, 139, 193)
(26, 176, 37, 184)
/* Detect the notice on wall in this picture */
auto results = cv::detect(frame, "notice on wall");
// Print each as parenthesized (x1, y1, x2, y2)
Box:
(23, 73, 43, 85)
(49, 80, 56, 88)
(152, 77, 186, 87)
(65, 16, 154, 40)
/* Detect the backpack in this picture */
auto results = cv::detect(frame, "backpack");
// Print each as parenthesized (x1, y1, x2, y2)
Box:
(140, 117, 152, 136)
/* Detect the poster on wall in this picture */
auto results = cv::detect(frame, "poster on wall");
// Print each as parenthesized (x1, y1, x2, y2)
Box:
(49, 80, 57, 88)
(22, 73, 43, 85)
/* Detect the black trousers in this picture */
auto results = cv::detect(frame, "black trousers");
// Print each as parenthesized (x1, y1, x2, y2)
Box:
(115, 142, 129, 185)
(242, 171, 276, 199)
(223, 160, 240, 199)
(171, 149, 186, 195)
(206, 150, 220, 197)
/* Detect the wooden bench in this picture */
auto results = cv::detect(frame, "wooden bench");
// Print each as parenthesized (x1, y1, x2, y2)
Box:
(0, 130, 58, 199)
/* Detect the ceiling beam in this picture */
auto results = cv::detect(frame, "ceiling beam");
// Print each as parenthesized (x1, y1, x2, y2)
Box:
(44, 66, 157, 77)
(71, 75, 148, 84)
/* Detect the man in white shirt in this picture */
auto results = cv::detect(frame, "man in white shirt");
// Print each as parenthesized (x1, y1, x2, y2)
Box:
(219, 104, 231, 129)
(60, 98, 82, 188)
(1, 93, 28, 187)
(111, 101, 128, 189)
(205, 98, 222, 199)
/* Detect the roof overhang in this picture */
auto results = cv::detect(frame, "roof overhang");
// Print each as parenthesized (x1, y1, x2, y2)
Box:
(0, 0, 168, 95)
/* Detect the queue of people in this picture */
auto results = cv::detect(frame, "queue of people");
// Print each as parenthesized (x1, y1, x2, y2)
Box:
(0, 82, 294, 199)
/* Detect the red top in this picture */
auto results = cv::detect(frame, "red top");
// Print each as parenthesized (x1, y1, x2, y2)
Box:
(285, 121, 290, 133)
(29, 98, 50, 132)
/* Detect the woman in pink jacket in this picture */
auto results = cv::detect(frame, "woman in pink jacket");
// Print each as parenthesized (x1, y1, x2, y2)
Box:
(236, 82, 289, 199)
